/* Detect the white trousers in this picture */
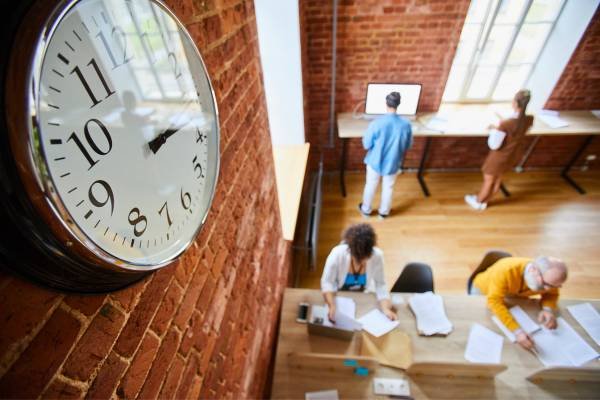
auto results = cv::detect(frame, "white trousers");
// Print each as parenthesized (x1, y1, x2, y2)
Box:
(361, 165, 397, 216)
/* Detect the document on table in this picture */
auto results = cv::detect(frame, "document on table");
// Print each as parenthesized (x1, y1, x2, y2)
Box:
(510, 305, 541, 334)
(424, 116, 448, 132)
(357, 309, 400, 338)
(305, 389, 339, 400)
(464, 323, 504, 364)
(538, 111, 569, 128)
(408, 292, 453, 336)
(312, 296, 360, 328)
(567, 303, 600, 346)
(534, 317, 599, 367)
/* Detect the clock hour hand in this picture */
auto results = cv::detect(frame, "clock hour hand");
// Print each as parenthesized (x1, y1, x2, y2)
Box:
(148, 124, 185, 154)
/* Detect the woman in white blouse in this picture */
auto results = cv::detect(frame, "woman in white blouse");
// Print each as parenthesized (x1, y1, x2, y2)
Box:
(321, 223, 397, 322)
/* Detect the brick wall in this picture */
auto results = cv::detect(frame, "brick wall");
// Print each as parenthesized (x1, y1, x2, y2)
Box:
(0, 1, 291, 398)
(302, 0, 600, 172)
(545, 7, 600, 110)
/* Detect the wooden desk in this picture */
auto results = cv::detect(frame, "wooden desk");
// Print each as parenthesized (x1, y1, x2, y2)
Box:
(271, 288, 600, 399)
(273, 143, 310, 241)
(337, 106, 600, 197)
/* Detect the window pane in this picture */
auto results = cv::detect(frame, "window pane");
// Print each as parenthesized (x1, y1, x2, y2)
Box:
(495, 0, 528, 24)
(508, 23, 552, 64)
(442, 65, 468, 101)
(526, 0, 564, 22)
(466, 66, 499, 98)
(455, 24, 481, 64)
(466, 0, 493, 23)
(492, 64, 531, 100)
(479, 25, 515, 65)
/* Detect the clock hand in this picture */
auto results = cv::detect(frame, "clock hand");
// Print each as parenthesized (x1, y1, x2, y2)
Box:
(148, 122, 188, 154)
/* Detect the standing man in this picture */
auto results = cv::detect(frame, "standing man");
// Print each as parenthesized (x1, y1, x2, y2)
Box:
(359, 92, 413, 218)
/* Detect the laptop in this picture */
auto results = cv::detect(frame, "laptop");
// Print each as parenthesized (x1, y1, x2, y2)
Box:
(307, 305, 356, 341)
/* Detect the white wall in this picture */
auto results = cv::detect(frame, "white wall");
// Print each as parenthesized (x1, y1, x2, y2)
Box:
(254, 0, 306, 145)
(527, 0, 600, 112)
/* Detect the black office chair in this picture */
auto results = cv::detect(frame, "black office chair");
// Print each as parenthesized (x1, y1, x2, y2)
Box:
(467, 250, 512, 294)
(391, 262, 434, 293)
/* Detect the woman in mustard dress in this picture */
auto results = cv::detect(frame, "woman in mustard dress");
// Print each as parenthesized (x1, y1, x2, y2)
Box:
(465, 90, 533, 210)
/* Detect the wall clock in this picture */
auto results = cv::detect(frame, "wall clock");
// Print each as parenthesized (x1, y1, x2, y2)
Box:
(0, 0, 219, 292)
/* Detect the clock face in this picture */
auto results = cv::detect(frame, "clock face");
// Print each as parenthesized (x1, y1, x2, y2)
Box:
(30, 0, 219, 267)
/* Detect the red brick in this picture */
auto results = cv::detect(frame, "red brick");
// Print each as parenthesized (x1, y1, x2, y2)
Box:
(0, 308, 81, 399)
(62, 303, 125, 381)
(41, 378, 83, 399)
(150, 280, 184, 336)
(114, 269, 172, 357)
(110, 277, 147, 312)
(117, 333, 160, 399)
(137, 328, 181, 399)
(86, 351, 128, 399)
(63, 294, 106, 317)
(0, 278, 61, 358)
(158, 355, 185, 399)
(179, 310, 202, 356)
(172, 267, 209, 329)
(175, 352, 200, 400)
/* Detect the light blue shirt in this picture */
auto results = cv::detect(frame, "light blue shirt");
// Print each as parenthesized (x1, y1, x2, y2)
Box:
(363, 113, 413, 176)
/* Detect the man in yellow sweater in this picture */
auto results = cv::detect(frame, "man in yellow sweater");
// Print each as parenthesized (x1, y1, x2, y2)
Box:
(472, 256, 568, 350)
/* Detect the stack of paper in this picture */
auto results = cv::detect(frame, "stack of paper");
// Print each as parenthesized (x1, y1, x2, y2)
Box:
(464, 323, 504, 364)
(567, 303, 600, 346)
(538, 109, 569, 128)
(357, 309, 399, 337)
(492, 306, 599, 367)
(408, 292, 453, 336)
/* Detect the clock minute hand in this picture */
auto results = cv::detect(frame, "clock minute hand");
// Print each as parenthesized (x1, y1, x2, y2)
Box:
(148, 124, 184, 154)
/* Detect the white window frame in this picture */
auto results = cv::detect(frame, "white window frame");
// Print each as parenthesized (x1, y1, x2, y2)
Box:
(445, 0, 567, 104)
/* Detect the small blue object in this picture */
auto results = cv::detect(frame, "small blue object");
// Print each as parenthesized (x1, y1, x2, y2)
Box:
(343, 359, 358, 367)
(354, 367, 369, 376)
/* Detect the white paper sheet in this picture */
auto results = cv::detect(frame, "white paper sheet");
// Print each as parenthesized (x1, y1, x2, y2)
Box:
(592, 110, 600, 119)
(534, 317, 599, 367)
(492, 316, 516, 342)
(424, 116, 448, 132)
(567, 303, 600, 346)
(305, 389, 339, 400)
(408, 292, 453, 336)
(538, 113, 569, 128)
(357, 309, 400, 337)
(311, 300, 362, 331)
(464, 323, 504, 364)
(510, 306, 541, 334)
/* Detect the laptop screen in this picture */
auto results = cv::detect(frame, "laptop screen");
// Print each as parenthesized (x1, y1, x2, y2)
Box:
(365, 83, 422, 116)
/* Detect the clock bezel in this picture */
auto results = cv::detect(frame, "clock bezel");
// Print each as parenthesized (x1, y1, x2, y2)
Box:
(4, 0, 220, 274)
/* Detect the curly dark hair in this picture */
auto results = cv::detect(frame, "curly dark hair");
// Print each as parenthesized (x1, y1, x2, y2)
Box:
(342, 223, 377, 261)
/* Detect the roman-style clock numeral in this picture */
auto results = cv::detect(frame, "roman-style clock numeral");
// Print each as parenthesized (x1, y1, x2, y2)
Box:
(71, 58, 115, 108)
(180, 188, 193, 213)
(192, 155, 203, 179)
(68, 118, 113, 169)
(158, 201, 173, 227)
(88, 180, 115, 215)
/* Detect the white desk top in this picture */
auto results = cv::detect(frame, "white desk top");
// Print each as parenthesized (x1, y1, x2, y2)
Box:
(338, 105, 600, 138)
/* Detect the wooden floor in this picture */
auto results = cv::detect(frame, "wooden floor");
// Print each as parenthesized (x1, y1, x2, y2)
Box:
(298, 170, 600, 299)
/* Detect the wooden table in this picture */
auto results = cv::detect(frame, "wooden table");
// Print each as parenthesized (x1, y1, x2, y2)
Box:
(273, 143, 310, 241)
(271, 288, 600, 399)
(337, 106, 600, 197)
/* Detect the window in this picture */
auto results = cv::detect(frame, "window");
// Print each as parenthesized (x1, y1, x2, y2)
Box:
(442, 0, 566, 103)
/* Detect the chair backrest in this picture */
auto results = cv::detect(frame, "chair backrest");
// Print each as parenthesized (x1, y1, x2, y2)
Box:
(391, 262, 434, 293)
(467, 250, 512, 293)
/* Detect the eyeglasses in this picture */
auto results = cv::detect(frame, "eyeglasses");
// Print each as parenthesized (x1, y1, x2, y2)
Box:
(534, 266, 561, 289)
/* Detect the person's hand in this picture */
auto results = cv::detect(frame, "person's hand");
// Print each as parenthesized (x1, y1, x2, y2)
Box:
(516, 331, 536, 351)
(328, 304, 336, 323)
(382, 307, 398, 321)
(538, 309, 557, 329)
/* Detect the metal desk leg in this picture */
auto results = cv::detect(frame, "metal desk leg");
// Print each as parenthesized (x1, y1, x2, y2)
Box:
(561, 135, 594, 195)
(500, 183, 510, 197)
(340, 137, 348, 197)
(417, 137, 431, 197)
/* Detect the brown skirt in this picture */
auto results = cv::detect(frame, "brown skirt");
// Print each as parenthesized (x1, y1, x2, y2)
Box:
(481, 150, 516, 176)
